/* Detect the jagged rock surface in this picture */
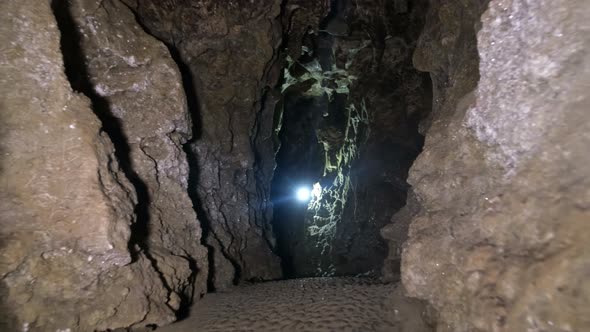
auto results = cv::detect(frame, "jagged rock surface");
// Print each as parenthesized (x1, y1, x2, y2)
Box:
(155, 278, 433, 332)
(382, 0, 489, 283)
(0, 0, 196, 330)
(68, 0, 208, 305)
(128, 0, 284, 289)
(282, 0, 330, 60)
(400, 0, 590, 331)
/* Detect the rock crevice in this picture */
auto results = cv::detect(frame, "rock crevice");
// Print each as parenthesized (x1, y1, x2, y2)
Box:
(271, 0, 432, 278)
(128, 0, 285, 290)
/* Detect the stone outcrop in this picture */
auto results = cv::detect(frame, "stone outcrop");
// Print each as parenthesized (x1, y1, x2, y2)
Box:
(0, 1, 166, 331)
(128, 0, 283, 289)
(382, 0, 488, 282)
(399, 0, 590, 331)
(67, 0, 208, 305)
(0, 0, 208, 330)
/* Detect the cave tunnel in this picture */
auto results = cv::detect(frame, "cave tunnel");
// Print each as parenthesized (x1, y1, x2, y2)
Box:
(1, 0, 589, 331)
(270, 0, 432, 279)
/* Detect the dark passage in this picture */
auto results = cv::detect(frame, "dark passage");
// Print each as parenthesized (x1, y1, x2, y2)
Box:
(271, 0, 432, 279)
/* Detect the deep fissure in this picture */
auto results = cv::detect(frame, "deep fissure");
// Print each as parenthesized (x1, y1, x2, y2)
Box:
(270, 0, 432, 279)
(124, 2, 237, 294)
(51, 0, 152, 260)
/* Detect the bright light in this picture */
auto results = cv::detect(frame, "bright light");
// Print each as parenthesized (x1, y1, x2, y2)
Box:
(296, 187, 311, 201)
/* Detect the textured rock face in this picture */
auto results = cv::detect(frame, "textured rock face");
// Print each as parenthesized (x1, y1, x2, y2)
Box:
(0, 1, 188, 330)
(0, 0, 209, 330)
(382, 0, 488, 282)
(400, 0, 590, 331)
(66, 0, 208, 304)
(157, 278, 433, 332)
(128, 0, 284, 289)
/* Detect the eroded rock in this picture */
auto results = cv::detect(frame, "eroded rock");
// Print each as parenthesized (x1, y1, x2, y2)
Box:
(401, 0, 590, 330)
(66, 0, 208, 304)
(128, 0, 284, 289)
(0, 1, 189, 330)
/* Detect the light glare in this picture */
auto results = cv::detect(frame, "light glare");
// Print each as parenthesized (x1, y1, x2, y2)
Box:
(296, 187, 311, 201)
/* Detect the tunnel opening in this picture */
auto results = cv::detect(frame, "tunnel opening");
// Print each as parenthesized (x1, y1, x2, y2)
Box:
(270, 0, 432, 279)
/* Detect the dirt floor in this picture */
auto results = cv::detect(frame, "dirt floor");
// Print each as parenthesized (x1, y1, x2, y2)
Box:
(152, 277, 433, 332)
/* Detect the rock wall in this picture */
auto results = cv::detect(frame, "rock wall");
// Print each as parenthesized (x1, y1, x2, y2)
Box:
(128, 0, 284, 289)
(382, 0, 488, 282)
(400, 0, 590, 330)
(0, 0, 207, 330)
(67, 0, 209, 311)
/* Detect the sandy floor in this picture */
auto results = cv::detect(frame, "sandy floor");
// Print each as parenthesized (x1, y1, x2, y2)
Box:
(153, 277, 433, 332)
